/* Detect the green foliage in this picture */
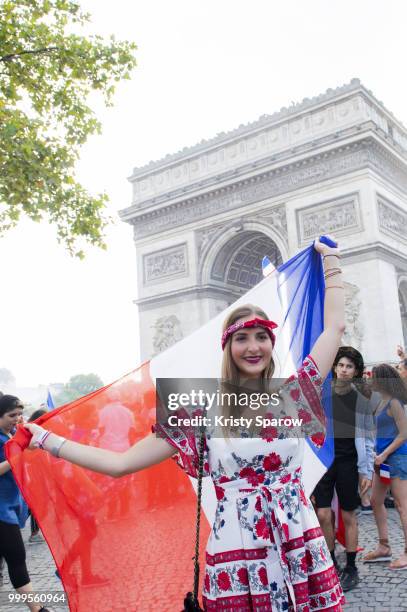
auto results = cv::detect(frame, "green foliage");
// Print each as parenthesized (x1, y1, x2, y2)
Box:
(54, 372, 104, 405)
(0, 0, 137, 257)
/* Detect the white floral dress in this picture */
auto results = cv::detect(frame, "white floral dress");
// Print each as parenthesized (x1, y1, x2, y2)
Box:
(155, 356, 345, 611)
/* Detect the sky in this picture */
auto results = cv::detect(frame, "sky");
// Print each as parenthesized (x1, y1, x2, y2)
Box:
(2, 0, 407, 390)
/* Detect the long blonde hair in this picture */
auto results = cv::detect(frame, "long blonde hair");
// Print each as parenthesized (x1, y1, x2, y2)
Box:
(220, 304, 275, 431)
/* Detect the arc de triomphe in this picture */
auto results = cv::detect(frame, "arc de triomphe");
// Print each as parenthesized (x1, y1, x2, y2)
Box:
(120, 79, 407, 365)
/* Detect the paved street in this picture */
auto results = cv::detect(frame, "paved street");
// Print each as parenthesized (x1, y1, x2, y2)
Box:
(1, 509, 406, 611)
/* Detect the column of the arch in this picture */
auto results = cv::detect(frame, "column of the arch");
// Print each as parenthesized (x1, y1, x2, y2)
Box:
(399, 279, 407, 348)
(345, 257, 404, 364)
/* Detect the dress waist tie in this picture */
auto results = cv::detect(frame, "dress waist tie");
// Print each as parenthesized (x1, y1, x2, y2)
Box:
(220, 469, 304, 610)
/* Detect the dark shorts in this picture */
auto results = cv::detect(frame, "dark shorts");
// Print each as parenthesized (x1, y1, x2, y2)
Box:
(313, 457, 359, 512)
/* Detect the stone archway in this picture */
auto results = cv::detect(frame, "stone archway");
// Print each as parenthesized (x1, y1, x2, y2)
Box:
(210, 230, 282, 296)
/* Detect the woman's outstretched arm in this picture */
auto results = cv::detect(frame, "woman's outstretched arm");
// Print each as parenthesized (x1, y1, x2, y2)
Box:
(24, 424, 175, 478)
(310, 236, 345, 381)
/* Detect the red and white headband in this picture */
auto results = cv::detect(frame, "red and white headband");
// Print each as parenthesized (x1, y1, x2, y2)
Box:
(221, 317, 278, 351)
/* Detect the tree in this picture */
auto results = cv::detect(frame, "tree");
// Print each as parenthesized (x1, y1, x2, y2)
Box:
(0, 1, 137, 257)
(55, 372, 104, 405)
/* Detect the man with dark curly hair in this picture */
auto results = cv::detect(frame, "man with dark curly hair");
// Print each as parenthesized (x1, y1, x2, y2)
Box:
(313, 346, 379, 592)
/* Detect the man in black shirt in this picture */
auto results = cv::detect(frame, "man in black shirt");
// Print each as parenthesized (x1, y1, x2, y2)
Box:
(313, 347, 376, 592)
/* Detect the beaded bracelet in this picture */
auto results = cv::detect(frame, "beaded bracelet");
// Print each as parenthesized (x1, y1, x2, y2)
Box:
(34, 429, 51, 449)
(324, 270, 342, 279)
(324, 268, 342, 274)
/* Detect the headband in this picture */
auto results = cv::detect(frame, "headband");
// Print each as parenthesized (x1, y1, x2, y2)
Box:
(221, 317, 278, 350)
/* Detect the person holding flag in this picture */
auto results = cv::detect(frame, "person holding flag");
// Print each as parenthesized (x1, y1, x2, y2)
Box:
(22, 236, 346, 611)
(0, 396, 51, 612)
(363, 364, 407, 569)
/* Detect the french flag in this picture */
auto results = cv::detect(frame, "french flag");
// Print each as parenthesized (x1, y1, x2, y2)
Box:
(6, 241, 333, 612)
(379, 463, 391, 485)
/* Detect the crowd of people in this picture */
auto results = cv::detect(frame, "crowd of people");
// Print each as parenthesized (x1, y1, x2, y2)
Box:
(1, 237, 407, 610)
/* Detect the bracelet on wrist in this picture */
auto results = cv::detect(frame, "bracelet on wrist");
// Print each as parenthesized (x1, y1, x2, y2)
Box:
(325, 285, 344, 290)
(324, 267, 342, 275)
(324, 270, 341, 280)
(323, 254, 341, 260)
(34, 429, 51, 450)
(49, 435, 67, 458)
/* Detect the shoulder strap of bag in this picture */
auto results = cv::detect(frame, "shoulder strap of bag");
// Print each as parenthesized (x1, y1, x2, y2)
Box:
(192, 422, 205, 609)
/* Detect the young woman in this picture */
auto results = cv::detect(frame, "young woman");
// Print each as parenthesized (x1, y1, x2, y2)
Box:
(25, 237, 345, 610)
(27, 409, 47, 544)
(363, 364, 407, 569)
(0, 395, 51, 612)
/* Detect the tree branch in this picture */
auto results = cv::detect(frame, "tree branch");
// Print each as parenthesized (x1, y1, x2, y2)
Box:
(0, 47, 60, 63)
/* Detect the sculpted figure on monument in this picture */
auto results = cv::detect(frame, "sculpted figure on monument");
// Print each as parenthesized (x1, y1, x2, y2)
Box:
(343, 282, 364, 350)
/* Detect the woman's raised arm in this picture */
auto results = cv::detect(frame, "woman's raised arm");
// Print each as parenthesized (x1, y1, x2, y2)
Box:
(24, 424, 175, 478)
(309, 236, 345, 381)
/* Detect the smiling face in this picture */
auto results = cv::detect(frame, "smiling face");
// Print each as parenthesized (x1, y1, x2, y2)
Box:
(230, 317, 273, 379)
(334, 356, 357, 381)
(0, 406, 23, 434)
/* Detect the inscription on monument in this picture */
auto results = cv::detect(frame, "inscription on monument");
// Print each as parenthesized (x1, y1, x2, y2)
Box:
(131, 145, 371, 239)
(143, 244, 188, 284)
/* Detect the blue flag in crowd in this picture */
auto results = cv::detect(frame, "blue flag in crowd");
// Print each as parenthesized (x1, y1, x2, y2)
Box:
(46, 390, 55, 410)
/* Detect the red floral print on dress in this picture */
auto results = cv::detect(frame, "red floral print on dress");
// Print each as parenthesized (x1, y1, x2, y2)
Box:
(290, 388, 301, 402)
(261, 425, 278, 441)
(239, 466, 265, 486)
(310, 432, 325, 448)
(254, 516, 270, 540)
(258, 566, 268, 586)
(237, 567, 249, 586)
(263, 452, 282, 471)
(215, 485, 225, 501)
(217, 571, 231, 592)
(298, 407, 312, 424)
(281, 522, 290, 541)
(306, 549, 313, 568)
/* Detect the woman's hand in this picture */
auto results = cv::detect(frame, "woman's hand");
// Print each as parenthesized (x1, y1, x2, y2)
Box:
(23, 423, 49, 450)
(374, 452, 388, 467)
(397, 344, 406, 359)
(359, 476, 372, 496)
(313, 235, 340, 258)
